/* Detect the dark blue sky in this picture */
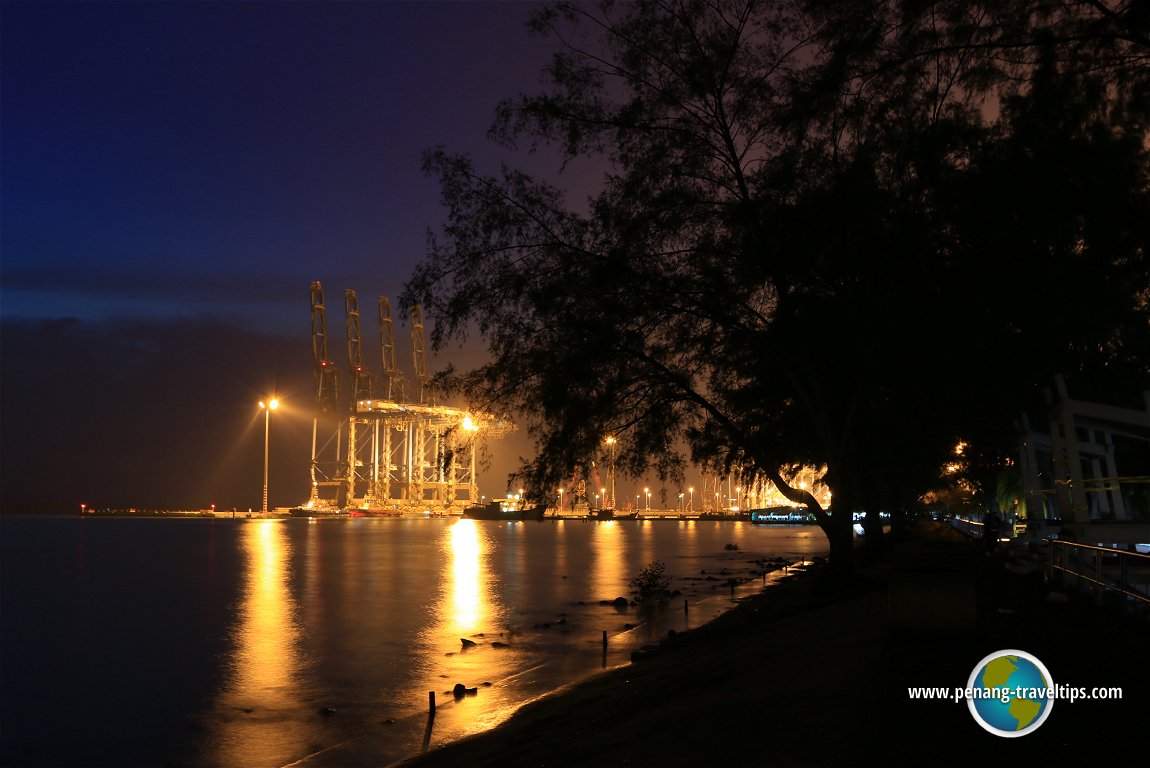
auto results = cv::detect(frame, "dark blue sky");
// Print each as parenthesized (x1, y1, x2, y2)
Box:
(3, 0, 556, 330)
(1, 0, 569, 512)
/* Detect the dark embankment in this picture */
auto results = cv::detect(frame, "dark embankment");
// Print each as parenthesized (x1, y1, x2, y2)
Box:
(394, 522, 1149, 767)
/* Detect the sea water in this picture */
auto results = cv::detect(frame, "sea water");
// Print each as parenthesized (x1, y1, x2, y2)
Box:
(0, 516, 826, 767)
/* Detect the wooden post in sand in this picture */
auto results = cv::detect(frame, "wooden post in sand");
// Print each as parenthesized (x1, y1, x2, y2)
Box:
(422, 691, 437, 753)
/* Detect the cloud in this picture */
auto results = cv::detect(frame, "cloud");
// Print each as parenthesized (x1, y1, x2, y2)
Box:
(1, 263, 304, 306)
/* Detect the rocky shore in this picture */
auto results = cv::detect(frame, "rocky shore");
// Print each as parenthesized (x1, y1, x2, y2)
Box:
(394, 522, 1148, 767)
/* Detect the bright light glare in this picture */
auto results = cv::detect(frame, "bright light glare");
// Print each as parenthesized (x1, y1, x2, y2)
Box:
(450, 519, 482, 630)
(269, 398, 279, 410)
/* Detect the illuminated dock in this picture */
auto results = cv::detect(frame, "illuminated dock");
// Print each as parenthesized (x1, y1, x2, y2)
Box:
(302, 282, 514, 514)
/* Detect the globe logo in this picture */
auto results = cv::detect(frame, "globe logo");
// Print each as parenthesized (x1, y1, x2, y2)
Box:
(967, 650, 1054, 737)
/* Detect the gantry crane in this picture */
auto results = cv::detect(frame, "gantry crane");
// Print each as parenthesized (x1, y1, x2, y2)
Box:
(342, 289, 377, 506)
(308, 281, 346, 507)
(299, 281, 514, 514)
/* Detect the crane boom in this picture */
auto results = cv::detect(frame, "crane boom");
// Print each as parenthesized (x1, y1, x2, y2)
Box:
(344, 289, 373, 402)
(411, 304, 429, 404)
(310, 281, 340, 413)
(378, 297, 404, 402)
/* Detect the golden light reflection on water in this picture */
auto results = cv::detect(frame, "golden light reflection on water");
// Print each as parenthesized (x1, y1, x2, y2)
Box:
(678, 518, 698, 557)
(448, 518, 485, 633)
(591, 521, 626, 601)
(638, 519, 655, 565)
(553, 519, 567, 580)
(412, 519, 520, 741)
(210, 520, 306, 767)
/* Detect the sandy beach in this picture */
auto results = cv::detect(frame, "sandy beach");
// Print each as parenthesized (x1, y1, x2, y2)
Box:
(394, 522, 1149, 766)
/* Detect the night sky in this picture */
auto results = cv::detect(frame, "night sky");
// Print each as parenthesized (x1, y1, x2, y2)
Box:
(1, 1, 564, 513)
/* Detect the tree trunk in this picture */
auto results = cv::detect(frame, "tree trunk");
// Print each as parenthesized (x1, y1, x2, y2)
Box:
(863, 506, 885, 550)
(822, 489, 856, 575)
(749, 453, 854, 573)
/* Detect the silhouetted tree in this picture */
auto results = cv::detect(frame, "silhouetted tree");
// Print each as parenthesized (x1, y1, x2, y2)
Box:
(405, 0, 1149, 569)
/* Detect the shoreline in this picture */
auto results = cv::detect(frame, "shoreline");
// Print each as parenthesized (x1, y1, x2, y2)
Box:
(391, 522, 1149, 766)
(2, 516, 826, 768)
(26, 507, 810, 523)
(61, 512, 776, 521)
(287, 553, 821, 768)
(389, 559, 858, 768)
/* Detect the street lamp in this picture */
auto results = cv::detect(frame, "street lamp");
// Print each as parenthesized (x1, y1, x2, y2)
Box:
(688, 486, 694, 511)
(604, 436, 617, 508)
(259, 397, 280, 514)
(644, 487, 650, 512)
(558, 488, 565, 512)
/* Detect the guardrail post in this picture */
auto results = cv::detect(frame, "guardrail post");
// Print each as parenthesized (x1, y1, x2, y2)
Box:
(1076, 545, 1084, 591)
(1095, 548, 1104, 606)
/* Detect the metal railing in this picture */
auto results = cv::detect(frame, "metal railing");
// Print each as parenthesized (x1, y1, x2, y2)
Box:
(951, 517, 985, 539)
(1049, 540, 1150, 605)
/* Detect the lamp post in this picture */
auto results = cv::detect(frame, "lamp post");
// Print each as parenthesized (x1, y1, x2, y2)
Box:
(558, 488, 565, 512)
(604, 436, 617, 509)
(644, 487, 650, 512)
(688, 486, 694, 511)
(259, 397, 280, 514)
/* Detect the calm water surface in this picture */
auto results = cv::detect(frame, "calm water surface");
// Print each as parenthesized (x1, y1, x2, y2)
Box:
(0, 516, 826, 767)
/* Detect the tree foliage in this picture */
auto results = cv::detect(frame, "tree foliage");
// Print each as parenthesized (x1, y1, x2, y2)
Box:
(405, 0, 1150, 566)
